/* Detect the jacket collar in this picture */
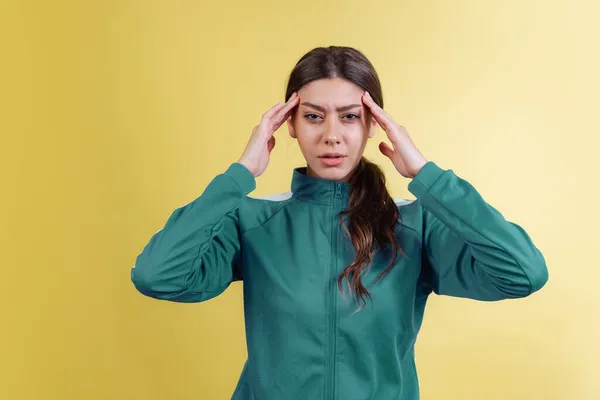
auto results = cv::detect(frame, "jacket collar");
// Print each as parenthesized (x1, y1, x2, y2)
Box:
(291, 167, 351, 204)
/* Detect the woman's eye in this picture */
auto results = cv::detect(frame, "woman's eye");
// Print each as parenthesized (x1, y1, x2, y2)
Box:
(304, 113, 360, 121)
(304, 114, 321, 120)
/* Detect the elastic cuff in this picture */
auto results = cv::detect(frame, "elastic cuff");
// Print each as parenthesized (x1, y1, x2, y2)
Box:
(407, 161, 445, 198)
(224, 162, 256, 195)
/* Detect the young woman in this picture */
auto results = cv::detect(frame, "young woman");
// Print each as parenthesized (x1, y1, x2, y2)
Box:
(131, 46, 548, 400)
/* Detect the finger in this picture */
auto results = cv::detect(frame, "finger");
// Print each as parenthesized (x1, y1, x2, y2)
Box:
(259, 97, 294, 138)
(262, 93, 297, 124)
(362, 91, 395, 132)
(274, 92, 300, 122)
(362, 91, 390, 127)
(270, 113, 291, 135)
(267, 136, 276, 153)
(378, 141, 394, 159)
(264, 100, 287, 119)
(271, 94, 300, 131)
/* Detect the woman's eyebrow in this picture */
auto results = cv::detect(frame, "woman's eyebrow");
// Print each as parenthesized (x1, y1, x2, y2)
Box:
(300, 102, 362, 112)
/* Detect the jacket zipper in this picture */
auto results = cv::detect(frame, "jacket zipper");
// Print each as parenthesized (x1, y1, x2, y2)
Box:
(327, 183, 342, 400)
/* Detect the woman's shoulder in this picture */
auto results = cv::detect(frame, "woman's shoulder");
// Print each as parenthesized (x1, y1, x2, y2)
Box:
(237, 192, 296, 234)
(394, 197, 425, 240)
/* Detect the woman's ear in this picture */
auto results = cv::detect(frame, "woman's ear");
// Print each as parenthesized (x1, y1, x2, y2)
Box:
(367, 115, 377, 139)
(287, 119, 297, 139)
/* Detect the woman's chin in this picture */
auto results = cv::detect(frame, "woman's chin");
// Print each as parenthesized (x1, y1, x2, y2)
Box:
(308, 164, 351, 182)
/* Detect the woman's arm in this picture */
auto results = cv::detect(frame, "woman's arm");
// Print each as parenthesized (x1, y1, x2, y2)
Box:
(409, 161, 548, 301)
(130, 163, 255, 303)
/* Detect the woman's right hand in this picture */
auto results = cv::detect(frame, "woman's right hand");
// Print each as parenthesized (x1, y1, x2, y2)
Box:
(238, 92, 300, 177)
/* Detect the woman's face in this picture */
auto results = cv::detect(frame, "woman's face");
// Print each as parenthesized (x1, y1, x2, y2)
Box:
(287, 77, 377, 182)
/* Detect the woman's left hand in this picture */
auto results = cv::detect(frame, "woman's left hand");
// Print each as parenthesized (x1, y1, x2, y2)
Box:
(362, 91, 428, 179)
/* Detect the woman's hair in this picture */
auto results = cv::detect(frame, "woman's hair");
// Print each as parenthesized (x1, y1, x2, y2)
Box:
(285, 46, 405, 312)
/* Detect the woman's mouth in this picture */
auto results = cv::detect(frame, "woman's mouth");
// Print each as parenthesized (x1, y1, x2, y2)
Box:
(319, 154, 346, 167)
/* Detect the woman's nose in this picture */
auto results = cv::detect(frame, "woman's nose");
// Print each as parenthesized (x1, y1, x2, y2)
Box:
(325, 135, 341, 145)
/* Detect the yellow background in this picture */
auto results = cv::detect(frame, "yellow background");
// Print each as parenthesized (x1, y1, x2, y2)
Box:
(1, 0, 598, 399)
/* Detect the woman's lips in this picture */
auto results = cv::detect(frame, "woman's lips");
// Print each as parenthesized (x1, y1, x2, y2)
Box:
(319, 156, 346, 167)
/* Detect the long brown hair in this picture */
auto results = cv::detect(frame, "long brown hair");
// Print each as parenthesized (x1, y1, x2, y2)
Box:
(285, 46, 405, 312)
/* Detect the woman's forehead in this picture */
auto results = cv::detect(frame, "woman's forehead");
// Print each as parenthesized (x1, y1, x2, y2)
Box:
(298, 78, 364, 109)
(300, 78, 363, 97)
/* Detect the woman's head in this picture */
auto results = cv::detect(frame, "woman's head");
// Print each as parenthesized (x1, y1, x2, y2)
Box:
(284, 46, 404, 313)
(285, 46, 384, 182)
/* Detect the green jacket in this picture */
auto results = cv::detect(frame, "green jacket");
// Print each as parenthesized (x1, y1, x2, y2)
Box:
(131, 161, 548, 400)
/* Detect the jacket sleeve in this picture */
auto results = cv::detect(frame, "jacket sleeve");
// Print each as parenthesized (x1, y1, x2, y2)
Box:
(130, 162, 256, 303)
(408, 161, 548, 301)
